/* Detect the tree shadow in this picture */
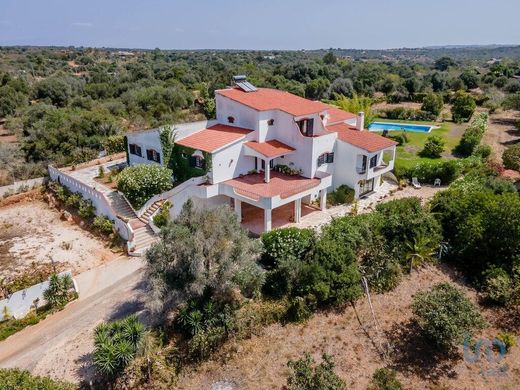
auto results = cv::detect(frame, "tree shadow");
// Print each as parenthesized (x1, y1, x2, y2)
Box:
(385, 320, 459, 382)
(75, 351, 98, 388)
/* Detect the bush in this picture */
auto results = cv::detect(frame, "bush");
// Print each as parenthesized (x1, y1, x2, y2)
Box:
(103, 134, 125, 155)
(380, 107, 436, 122)
(77, 198, 95, 220)
(286, 296, 314, 323)
(412, 283, 486, 351)
(472, 144, 492, 159)
(496, 332, 516, 352)
(455, 112, 489, 156)
(369, 368, 403, 390)
(396, 159, 461, 184)
(261, 227, 315, 298)
(420, 135, 445, 158)
(389, 132, 408, 146)
(43, 274, 75, 308)
(93, 215, 114, 234)
(117, 164, 173, 208)
(360, 239, 402, 293)
(286, 353, 346, 390)
(93, 315, 145, 377)
(502, 144, 520, 171)
(482, 266, 512, 304)
(0, 368, 74, 390)
(328, 185, 355, 206)
(451, 90, 476, 123)
(152, 201, 171, 228)
(421, 92, 444, 117)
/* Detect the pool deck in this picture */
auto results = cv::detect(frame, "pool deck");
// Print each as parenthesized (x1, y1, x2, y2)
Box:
(368, 121, 440, 133)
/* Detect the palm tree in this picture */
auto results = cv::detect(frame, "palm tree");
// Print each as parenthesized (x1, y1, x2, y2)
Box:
(404, 234, 439, 273)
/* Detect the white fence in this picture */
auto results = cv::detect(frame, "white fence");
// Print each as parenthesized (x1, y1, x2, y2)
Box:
(0, 271, 77, 320)
(48, 166, 132, 242)
(0, 177, 47, 197)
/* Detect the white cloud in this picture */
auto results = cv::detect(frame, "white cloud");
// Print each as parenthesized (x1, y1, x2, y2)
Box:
(71, 22, 93, 28)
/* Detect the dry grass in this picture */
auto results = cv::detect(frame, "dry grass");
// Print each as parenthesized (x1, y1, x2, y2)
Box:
(175, 265, 520, 390)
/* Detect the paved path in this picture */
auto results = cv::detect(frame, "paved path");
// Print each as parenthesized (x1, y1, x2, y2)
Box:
(0, 257, 147, 383)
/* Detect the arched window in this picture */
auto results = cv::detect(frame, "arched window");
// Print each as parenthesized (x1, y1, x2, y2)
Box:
(267, 119, 275, 126)
(189, 150, 205, 169)
(227, 116, 235, 124)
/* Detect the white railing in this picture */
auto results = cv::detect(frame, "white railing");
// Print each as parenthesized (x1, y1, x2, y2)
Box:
(136, 176, 206, 217)
(48, 166, 132, 242)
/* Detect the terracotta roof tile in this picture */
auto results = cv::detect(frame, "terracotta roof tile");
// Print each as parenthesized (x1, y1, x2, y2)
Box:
(326, 123, 397, 152)
(217, 87, 327, 116)
(224, 172, 321, 200)
(175, 124, 251, 153)
(244, 139, 295, 158)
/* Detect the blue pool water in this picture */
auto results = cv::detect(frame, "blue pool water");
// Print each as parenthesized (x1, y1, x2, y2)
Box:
(368, 122, 433, 133)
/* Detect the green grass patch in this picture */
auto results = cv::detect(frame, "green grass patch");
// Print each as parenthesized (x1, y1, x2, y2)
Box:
(372, 120, 463, 170)
(0, 307, 53, 341)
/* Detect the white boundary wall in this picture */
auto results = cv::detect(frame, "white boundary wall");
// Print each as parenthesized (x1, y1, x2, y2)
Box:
(0, 177, 47, 197)
(48, 166, 131, 241)
(0, 271, 76, 320)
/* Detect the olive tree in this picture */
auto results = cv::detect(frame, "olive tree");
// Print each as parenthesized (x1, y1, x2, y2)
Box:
(145, 200, 265, 315)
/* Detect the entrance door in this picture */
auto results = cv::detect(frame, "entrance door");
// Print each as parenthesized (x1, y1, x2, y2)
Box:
(359, 178, 374, 196)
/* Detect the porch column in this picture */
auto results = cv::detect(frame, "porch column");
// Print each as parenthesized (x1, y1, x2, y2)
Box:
(320, 190, 327, 211)
(264, 208, 272, 232)
(294, 198, 302, 223)
(264, 159, 271, 183)
(234, 198, 242, 222)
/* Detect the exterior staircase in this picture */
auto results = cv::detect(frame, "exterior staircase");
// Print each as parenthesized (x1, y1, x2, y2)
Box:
(132, 225, 158, 252)
(138, 200, 163, 224)
(106, 192, 137, 220)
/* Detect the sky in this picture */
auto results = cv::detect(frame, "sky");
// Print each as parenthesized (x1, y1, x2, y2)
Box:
(1, 0, 519, 50)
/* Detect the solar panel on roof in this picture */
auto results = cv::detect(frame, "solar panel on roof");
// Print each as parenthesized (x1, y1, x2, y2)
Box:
(236, 81, 258, 93)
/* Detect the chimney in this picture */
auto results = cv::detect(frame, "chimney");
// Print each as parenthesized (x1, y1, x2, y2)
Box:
(356, 112, 365, 131)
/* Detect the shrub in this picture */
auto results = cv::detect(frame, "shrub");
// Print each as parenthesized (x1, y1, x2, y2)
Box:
(451, 90, 476, 123)
(64, 192, 81, 208)
(516, 119, 520, 131)
(93, 315, 145, 377)
(0, 368, 74, 390)
(396, 160, 461, 184)
(98, 165, 105, 178)
(286, 296, 314, 323)
(117, 164, 173, 208)
(261, 227, 315, 298)
(421, 92, 444, 117)
(328, 185, 355, 206)
(472, 144, 492, 159)
(496, 332, 516, 352)
(420, 135, 445, 158)
(77, 198, 95, 220)
(502, 144, 520, 171)
(482, 266, 512, 304)
(412, 283, 486, 351)
(43, 274, 75, 308)
(389, 132, 408, 146)
(286, 353, 346, 390)
(369, 368, 403, 390)
(103, 134, 125, 155)
(152, 200, 172, 228)
(93, 215, 114, 234)
(360, 239, 402, 293)
(455, 112, 489, 156)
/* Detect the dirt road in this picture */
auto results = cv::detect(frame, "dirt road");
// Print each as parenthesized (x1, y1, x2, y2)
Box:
(0, 266, 148, 383)
(483, 110, 520, 162)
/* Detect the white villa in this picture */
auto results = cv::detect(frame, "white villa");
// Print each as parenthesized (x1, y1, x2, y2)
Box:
(125, 77, 397, 234)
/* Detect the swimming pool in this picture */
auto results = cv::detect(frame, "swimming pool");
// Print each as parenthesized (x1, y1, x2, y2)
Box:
(368, 122, 434, 133)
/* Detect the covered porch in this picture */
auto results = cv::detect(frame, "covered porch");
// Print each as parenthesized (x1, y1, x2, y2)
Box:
(221, 171, 331, 234)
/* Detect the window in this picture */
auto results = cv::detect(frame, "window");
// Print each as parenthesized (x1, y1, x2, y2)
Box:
(369, 155, 378, 168)
(297, 118, 315, 137)
(189, 155, 205, 169)
(317, 152, 334, 167)
(267, 119, 275, 126)
(129, 143, 142, 157)
(146, 149, 161, 163)
(227, 116, 235, 124)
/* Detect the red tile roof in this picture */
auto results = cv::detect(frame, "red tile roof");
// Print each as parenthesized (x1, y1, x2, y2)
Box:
(326, 123, 397, 152)
(244, 139, 295, 158)
(217, 87, 328, 116)
(224, 172, 321, 200)
(315, 103, 357, 124)
(175, 124, 251, 153)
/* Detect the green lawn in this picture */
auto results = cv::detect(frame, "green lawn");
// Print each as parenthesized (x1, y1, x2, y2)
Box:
(372, 119, 464, 170)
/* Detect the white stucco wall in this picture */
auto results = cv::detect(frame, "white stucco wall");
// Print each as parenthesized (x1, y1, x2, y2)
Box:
(211, 134, 256, 184)
(126, 129, 163, 166)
